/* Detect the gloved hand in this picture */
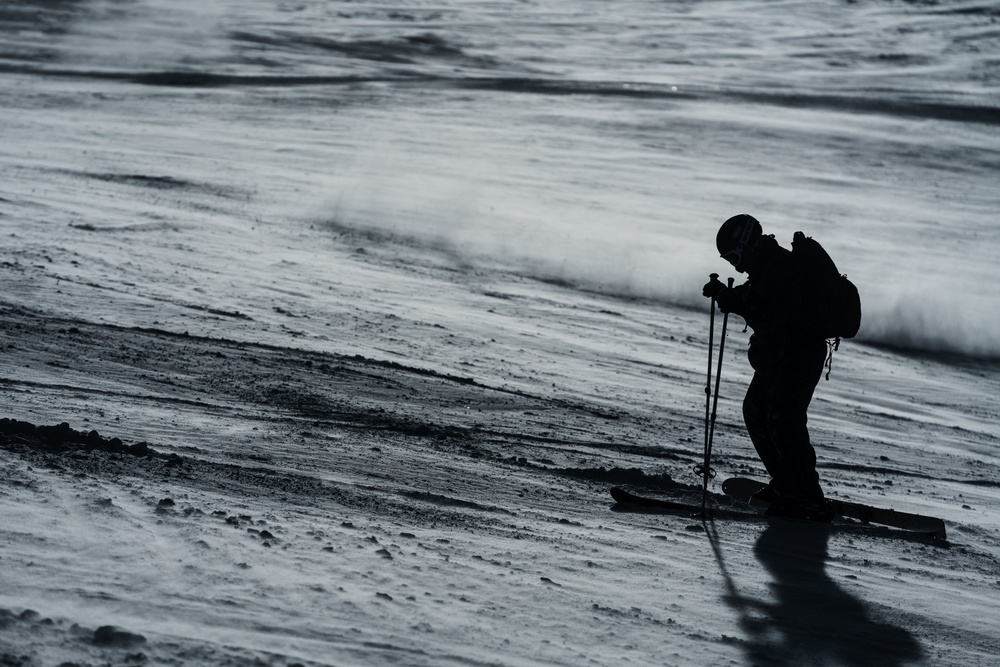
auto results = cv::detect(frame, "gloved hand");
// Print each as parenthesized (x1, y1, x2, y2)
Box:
(702, 277, 726, 299)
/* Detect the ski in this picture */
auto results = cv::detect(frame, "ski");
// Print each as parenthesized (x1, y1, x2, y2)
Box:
(610, 483, 948, 541)
(722, 477, 947, 540)
(609, 487, 761, 523)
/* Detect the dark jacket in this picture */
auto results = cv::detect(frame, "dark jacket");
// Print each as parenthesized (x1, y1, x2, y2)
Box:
(716, 235, 826, 373)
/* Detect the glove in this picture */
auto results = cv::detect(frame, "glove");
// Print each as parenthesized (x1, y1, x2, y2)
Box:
(702, 278, 726, 300)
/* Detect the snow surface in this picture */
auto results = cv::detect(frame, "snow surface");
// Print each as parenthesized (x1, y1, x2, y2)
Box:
(3, 1, 1000, 665)
(2, 187, 1000, 665)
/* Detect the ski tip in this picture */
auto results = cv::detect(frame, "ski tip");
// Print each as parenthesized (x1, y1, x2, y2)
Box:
(609, 487, 629, 503)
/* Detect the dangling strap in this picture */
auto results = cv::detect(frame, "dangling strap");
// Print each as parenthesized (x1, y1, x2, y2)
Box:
(824, 337, 840, 381)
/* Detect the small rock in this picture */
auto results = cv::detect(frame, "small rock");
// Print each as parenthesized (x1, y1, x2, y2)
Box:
(128, 442, 150, 457)
(93, 625, 147, 648)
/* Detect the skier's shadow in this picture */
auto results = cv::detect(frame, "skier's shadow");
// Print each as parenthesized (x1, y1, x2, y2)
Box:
(709, 520, 923, 666)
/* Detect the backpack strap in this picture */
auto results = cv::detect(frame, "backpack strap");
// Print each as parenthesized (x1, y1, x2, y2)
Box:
(824, 338, 840, 381)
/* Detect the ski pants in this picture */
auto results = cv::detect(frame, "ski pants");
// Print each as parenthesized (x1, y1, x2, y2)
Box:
(743, 339, 828, 501)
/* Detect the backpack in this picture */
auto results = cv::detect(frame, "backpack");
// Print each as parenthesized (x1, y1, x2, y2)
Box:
(791, 231, 862, 340)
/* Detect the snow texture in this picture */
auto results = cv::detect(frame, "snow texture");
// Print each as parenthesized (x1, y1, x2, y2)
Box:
(2, 1, 1000, 665)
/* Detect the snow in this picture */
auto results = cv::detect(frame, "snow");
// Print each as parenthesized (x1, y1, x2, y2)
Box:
(2, 188, 1000, 664)
(3, 1, 1000, 664)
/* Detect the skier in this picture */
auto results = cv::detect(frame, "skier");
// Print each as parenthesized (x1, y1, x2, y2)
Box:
(702, 214, 833, 522)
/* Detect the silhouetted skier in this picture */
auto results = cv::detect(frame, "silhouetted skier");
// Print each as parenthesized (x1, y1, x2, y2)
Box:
(703, 214, 835, 521)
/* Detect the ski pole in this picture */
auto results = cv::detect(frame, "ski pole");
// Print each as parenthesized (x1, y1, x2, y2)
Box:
(703, 276, 734, 516)
(701, 273, 718, 516)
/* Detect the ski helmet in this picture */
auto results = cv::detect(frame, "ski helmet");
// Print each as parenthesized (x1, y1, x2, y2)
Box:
(716, 214, 762, 268)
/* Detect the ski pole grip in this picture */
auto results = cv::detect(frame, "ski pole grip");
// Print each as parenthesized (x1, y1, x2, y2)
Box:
(727, 277, 734, 288)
